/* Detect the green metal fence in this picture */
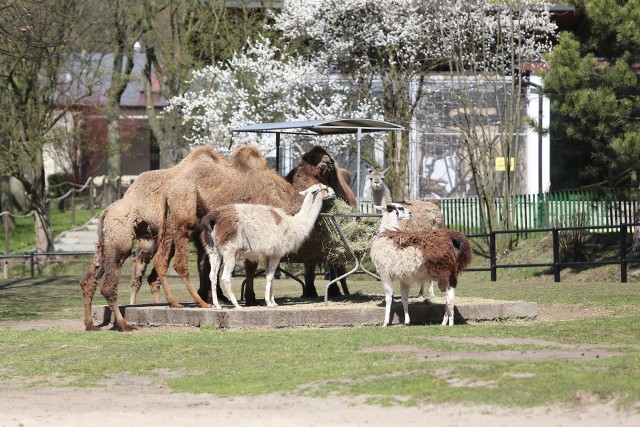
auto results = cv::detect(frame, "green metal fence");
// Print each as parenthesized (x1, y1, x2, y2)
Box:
(440, 190, 640, 236)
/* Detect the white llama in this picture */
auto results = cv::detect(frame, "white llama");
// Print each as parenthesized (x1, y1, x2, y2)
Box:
(370, 203, 473, 326)
(201, 183, 335, 309)
(365, 167, 445, 298)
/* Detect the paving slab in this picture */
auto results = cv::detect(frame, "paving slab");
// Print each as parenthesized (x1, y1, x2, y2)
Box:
(92, 298, 537, 329)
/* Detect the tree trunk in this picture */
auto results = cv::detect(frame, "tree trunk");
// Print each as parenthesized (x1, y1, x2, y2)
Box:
(384, 131, 408, 202)
(32, 198, 53, 253)
(106, 102, 121, 206)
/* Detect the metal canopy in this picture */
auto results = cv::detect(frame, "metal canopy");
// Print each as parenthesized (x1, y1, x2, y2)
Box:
(233, 118, 405, 208)
(233, 118, 404, 135)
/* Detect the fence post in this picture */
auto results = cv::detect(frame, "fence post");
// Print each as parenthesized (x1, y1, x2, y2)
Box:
(552, 228, 561, 282)
(621, 223, 628, 283)
(89, 179, 95, 217)
(3, 214, 8, 279)
(490, 231, 497, 281)
(116, 177, 122, 200)
(102, 177, 108, 208)
(30, 252, 35, 278)
(71, 191, 76, 226)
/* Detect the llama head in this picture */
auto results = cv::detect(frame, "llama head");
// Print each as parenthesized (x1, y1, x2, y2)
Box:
(299, 183, 335, 200)
(386, 203, 411, 220)
(377, 202, 411, 232)
(366, 166, 389, 191)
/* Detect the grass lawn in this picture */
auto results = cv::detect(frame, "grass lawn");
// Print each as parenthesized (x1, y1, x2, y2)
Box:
(1, 271, 640, 409)
(2, 211, 640, 408)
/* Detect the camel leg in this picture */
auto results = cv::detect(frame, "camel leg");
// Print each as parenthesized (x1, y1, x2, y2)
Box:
(400, 282, 410, 325)
(220, 250, 241, 309)
(244, 260, 258, 306)
(264, 256, 279, 308)
(80, 252, 104, 331)
(129, 252, 149, 305)
(171, 228, 212, 308)
(382, 280, 394, 327)
(147, 268, 161, 303)
(153, 242, 183, 308)
(336, 264, 349, 295)
(302, 262, 319, 298)
(327, 264, 348, 296)
(101, 258, 136, 332)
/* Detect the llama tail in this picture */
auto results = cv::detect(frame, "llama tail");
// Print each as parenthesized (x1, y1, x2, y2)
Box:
(200, 212, 218, 253)
(449, 230, 473, 273)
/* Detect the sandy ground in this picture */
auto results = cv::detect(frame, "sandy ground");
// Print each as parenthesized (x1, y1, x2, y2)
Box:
(1, 380, 639, 427)
(2, 315, 640, 427)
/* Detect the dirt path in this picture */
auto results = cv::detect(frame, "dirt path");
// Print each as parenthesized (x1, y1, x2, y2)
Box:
(1, 380, 639, 427)
(2, 317, 640, 426)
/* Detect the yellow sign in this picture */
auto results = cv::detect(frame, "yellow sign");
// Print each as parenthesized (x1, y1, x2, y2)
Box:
(495, 157, 514, 172)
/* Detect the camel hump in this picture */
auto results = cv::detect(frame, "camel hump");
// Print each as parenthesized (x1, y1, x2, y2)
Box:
(230, 145, 267, 171)
(184, 146, 224, 164)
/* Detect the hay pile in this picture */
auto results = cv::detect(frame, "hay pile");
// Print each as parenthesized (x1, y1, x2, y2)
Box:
(283, 198, 380, 265)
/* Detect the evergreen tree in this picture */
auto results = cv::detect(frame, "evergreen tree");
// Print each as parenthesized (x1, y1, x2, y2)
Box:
(542, 0, 640, 188)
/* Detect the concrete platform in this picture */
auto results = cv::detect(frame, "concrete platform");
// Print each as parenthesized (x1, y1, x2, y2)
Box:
(92, 298, 538, 329)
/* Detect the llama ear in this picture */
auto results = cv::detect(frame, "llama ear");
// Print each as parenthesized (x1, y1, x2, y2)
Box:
(385, 204, 395, 212)
(374, 205, 383, 212)
(382, 166, 390, 175)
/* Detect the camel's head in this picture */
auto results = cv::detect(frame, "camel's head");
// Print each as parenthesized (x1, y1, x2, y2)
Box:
(366, 166, 389, 191)
(300, 146, 336, 177)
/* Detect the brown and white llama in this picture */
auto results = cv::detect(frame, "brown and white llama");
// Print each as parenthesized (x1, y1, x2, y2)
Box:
(201, 184, 335, 309)
(365, 166, 445, 298)
(370, 203, 472, 326)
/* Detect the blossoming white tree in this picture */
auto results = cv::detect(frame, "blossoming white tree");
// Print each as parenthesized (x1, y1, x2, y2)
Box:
(167, 37, 374, 157)
(168, 0, 556, 213)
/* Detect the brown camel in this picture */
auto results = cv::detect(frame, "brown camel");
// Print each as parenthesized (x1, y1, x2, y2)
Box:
(154, 145, 355, 311)
(79, 148, 227, 331)
(285, 146, 357, 297)
(151, 145, 310, 318)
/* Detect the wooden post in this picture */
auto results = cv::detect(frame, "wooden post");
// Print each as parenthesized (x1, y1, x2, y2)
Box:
(89, 179, 95, 217)
(71, 192, 76, 226)
(3, 214, 8, 279)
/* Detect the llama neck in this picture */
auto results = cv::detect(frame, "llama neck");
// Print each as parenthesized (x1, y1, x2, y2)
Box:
(378, 211, 400, 233)
(291, 191, 324, 237)
(372, 184, 390, 207)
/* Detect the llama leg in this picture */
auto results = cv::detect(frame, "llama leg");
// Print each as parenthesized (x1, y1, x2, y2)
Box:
(400, 283, 410, 325)
(80, 252, 104, 331)
(207, 250, 222, 310)
(382, 280, 394, 327)
(264, 257, 279, 308)
(221, 251, 241, 309)
(442, 286, 456, 326)
(429, 280, 436, 300)
(417, 283, 424, 298)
